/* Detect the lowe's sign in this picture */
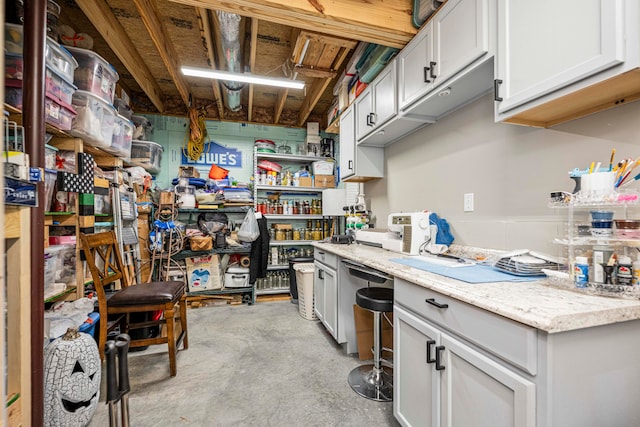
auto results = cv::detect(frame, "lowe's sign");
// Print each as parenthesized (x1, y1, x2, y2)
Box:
(181, 141, 242, 168)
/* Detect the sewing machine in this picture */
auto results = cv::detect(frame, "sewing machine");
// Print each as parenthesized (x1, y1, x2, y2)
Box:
(381, 212, 431, 255)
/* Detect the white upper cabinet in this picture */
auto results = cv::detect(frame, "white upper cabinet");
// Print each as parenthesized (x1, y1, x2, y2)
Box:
(398, 0, 491, 113)
(339, 104, 385, 181)
(495, 0, 626, 116)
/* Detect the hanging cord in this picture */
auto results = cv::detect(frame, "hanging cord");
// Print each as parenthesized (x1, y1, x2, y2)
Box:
(183, 107, 207, 161)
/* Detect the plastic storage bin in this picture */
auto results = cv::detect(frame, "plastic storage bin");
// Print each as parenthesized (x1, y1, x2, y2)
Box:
(66, 46, 119, 104)
(106, 114, 133, 160)
(46, 66, 76, 105)
(130, 140, 163, 174)
(5, 53, 23, 80)
(131, 115, 153, 140)
(44, 244, 76, 286)
(224, 267, 250, 288)
(43, 169, 57, 212)
(45, 94, 76, 131)
(15, 0, 60, 39)
(70, 90, 117, 149)
(5, 78, 22, 109)
(79, 312, 100, 338)
(294, 263, 317, 320)
(5, 23, 23, 54)
(45, 38, 78, 84)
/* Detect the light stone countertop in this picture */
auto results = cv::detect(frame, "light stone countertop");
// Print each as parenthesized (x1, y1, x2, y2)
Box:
(311, 241, 640, 334)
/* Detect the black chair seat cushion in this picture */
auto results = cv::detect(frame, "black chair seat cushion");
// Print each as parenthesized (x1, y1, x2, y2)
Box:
(109, 281, 185, 306)
(356, 287, 394, 312)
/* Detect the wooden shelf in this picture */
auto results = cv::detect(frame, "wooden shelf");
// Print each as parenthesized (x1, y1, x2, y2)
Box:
(325, 118, 340, 134)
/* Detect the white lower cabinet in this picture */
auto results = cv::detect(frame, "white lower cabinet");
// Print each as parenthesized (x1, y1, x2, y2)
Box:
(314, 259, 337, 339)
(394, 305, 535, 427)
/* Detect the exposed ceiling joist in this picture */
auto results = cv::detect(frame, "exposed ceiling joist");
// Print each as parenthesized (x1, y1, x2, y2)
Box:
(196, 7, 225, 118)
(167, 0, 417, 49)
(247, 18, 259, 122)
(133, 0, 192, 107)
(74, 0, 165, 112)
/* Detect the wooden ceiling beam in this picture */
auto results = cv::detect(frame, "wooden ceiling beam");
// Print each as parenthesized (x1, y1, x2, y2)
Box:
(167, 0, 417, 49)
(74, 0, 165, 112)
(248, 18, 259, 122)
(293, 65, 337, 79)
(196, 7, 225, 119)
(133, 0, 192, 107)
(297, 45, 350, 126)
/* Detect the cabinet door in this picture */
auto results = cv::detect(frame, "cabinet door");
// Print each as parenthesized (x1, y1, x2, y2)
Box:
(355, 87, 374, 141)
(440, 333, 536, 427)
(371, 62, 397, 129)
(496, 0, 625, 114)
(394, 306, 440, 427)
(398, 26, 434, 110)
(434, 0, 489, 84)
(338, 106, 355, 179)
(323, 266, 338, 339)
(313, 265, 325, 322)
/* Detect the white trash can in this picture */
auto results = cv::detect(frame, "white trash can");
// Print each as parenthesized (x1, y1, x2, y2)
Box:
(293, 263, 317, 320)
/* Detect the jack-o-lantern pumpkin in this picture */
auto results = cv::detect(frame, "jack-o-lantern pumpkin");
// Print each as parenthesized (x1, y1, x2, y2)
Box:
(44, 328, 101, 427)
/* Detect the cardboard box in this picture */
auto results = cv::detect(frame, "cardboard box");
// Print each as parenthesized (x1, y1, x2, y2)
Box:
(298, 176, 313, 187)
(307, 122, 319, 136)
(354, 305, 393, 360)
(179, 166, 200, 178)
(186, 254, 222, 292)
(314, 175, 336, 188)
(272, 223, 292, 230)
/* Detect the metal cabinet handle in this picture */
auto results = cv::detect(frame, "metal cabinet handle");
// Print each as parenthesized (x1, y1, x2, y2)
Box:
(494, 79, 503, 102)
(425, 298, 448, 309)
(435, 345, 445, 370)
(366, 113, 371, 126)
(429, 61, 437, 79)
(423, 66, 431, 83)
(348, 160, 353, 170)
(318, 270, 324, 279)
(369, 112, 376, 126)
(426, 340, 436, 364)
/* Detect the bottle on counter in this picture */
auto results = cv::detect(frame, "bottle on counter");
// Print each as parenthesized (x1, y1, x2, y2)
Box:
(574, 256, 589, 288)
(633, 256, 640, 285)
(617, 255, 633, 285)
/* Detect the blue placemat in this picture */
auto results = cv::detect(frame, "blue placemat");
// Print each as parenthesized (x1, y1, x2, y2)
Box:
(390, 258, 541, 283)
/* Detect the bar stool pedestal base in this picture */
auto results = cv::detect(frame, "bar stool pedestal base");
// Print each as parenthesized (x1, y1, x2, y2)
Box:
(348, 365, 393, 402)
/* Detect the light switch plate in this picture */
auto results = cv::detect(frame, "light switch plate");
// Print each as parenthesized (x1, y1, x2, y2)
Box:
(464, 193, 474, 212)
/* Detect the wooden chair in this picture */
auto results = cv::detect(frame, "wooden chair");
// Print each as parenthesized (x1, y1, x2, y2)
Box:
(79, 231, 188, 377)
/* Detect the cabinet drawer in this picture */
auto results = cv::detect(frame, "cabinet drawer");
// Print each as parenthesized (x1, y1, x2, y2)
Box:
(395, 278, 537, 375)
(314, 248, 338, 269)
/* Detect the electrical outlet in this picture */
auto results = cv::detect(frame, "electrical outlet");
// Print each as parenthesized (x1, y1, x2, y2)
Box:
(464, 193, 474, 212)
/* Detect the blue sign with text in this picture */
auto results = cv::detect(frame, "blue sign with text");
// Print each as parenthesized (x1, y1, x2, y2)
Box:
(181, 141, 243, 168)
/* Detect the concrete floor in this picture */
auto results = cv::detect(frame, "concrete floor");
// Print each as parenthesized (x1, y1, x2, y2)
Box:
(89, 301, 400, 426)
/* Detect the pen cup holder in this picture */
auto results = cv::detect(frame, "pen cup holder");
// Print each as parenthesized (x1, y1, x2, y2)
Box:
(577, 172, 616, 203)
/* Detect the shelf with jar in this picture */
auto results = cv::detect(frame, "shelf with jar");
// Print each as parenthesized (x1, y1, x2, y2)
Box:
(549, 197, 640, 299)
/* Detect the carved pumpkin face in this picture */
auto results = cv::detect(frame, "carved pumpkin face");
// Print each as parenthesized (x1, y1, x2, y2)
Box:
(44, 329, 101, 426)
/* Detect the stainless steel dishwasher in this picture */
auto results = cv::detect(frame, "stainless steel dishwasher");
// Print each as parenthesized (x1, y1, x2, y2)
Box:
(338, 259, 393, 355)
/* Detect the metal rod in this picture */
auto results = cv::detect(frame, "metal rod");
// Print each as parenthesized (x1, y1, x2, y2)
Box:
(24, 1, 47, 424)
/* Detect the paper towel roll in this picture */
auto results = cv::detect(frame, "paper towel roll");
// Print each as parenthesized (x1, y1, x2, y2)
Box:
(240, 256, 251, 268)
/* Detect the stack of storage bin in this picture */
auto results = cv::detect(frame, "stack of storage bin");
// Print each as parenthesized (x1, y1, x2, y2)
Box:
(66, 46, 133, 161)
(4, 23, 78, 131)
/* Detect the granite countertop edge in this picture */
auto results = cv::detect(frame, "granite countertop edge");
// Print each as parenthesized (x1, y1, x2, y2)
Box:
(311, 241, 640, 334)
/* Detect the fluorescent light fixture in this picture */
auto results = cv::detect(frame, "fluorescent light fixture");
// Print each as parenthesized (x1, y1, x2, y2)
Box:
(181, 66, 305, 90)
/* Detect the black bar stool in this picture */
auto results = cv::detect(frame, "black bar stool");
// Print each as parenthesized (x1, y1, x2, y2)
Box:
(348, 287, 394, 402)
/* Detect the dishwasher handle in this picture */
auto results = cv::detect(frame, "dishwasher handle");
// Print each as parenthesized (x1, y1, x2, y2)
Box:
(342, 260, 392, 283)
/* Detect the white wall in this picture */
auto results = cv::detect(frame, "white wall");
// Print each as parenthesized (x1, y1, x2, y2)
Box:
(365, 94, 640, 253)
